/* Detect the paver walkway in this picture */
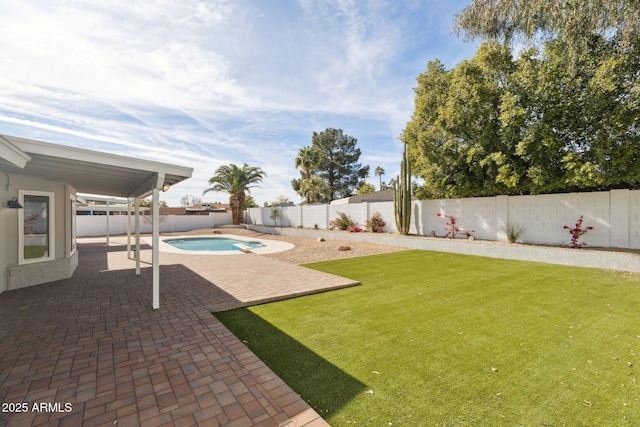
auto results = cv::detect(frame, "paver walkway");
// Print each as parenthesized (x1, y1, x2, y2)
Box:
(0, 240, 358, 426)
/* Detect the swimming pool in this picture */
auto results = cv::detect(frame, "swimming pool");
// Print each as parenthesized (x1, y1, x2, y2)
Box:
(157, 234, 295, 255)
(165, 237, 265, 251)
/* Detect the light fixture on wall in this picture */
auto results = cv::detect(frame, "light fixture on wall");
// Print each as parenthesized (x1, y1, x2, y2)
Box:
(162, 184, 170, 192)
(7, 197, 23, 209)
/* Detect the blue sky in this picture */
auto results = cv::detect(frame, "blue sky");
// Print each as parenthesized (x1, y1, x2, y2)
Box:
(0, 0, 479, 206)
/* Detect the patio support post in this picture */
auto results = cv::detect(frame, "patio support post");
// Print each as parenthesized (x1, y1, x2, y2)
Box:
(126, 198, 132, 259)
(106, 200, 110, 246)
(152, 187, 160, 309)
(135, 198, 141, 276)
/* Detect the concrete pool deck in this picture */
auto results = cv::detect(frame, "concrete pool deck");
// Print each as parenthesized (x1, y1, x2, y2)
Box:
(154, 234, 295, 256)
(115, 237, 357, 309)
(0, 238, 359, 426)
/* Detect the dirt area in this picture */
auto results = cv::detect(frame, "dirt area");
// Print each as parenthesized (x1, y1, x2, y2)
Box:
(162, 228, 407, 264)
(153, 226, 640, 265)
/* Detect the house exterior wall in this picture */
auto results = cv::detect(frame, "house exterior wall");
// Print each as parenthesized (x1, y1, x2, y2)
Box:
(1, 171, 77, 293)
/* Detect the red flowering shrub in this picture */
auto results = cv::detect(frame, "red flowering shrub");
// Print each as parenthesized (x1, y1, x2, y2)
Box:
(436, 212, 474, 239)
(347, 225, 363, 233)
(330, 212, 355, 230)
(365, 212, 385, 233)
(563, 216, 594, 248)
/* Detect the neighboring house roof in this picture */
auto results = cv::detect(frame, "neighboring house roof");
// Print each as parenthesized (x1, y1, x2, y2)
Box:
(0, 134, 193, 198)
(330, 189, 395, 204)
(160, 207, 187, 215)
(76, 195, 149, 213)
(191, 202, 229, 210)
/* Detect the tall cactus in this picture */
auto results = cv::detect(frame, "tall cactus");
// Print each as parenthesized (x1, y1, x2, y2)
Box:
(394, 143, 411, 234)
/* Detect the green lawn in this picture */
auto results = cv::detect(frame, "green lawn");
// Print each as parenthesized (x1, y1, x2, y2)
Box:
(215, 250, 640, 426)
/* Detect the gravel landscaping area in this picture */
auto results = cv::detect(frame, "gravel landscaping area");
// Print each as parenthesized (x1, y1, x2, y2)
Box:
(163, 228, 407, 264)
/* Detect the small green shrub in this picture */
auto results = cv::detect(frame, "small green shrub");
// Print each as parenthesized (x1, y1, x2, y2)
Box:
(330, 212, 355, 230)
(270, 207, 281, 226)
(503, 222, 527, 243)
(314, 224, 319, 230)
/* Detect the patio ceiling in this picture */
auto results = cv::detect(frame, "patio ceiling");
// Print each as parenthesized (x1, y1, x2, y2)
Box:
(0, 134, 193, 198)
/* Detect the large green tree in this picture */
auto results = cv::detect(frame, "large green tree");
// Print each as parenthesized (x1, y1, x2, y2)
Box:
(308, 128, 370, 201)
(403, 38, 640, 198)
(511, 36, 640, 192)
(403, 42, 520, 198)
(203, 163, 266, 224)
(454, 0, 640, 57)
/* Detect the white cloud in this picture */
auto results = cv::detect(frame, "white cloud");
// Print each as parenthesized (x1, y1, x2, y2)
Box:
(0, 0, 477, 206)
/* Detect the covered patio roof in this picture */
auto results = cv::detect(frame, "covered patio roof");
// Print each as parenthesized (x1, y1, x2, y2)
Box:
(1, 133, 193, 309)
(0, 134, 192, 198)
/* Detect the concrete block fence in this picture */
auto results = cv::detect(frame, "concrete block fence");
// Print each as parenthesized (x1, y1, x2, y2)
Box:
(77, 212, 233, 236)
(247, 189, 640, 249)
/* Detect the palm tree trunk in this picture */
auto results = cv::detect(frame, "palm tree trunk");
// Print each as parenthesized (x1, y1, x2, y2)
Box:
(229, 193, 245, 225)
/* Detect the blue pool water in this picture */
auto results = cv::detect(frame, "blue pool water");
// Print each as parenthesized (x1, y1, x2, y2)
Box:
(164, 237, 265, 251)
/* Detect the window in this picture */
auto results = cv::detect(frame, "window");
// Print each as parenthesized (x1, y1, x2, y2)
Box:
(19, 190, 55, 264)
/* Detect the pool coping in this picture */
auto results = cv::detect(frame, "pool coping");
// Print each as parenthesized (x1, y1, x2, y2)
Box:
(151, 233, 296, 255)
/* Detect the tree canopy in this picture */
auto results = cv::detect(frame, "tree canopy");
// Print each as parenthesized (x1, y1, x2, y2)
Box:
(292, 128, 369, 201)
(203, 163, 266, 224)
(402, 38, 640, 199)
(454, 0, 640, 56)
(356, 182, 376, 195)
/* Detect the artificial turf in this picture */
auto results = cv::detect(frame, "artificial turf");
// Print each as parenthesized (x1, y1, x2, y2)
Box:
(215, 250, 640, 426)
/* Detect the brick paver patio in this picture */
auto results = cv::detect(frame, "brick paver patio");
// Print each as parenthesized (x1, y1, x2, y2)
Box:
(0, 240, 358, 426)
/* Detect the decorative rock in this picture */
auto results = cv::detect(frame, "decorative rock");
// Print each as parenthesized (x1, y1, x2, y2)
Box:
(317, 237, 325, 242)
(337, 245, 351, 251)
(213, 230, 222, 234)
(468, 235, 475, 241)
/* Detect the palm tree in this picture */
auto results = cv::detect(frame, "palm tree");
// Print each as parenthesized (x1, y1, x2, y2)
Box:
(294, 147, 320, 180)
(203, 163, 266, 225)
(243, 194, 258, 209)
(294, 147, 322, 203)
(375, 166, 385, 191)
(299, 175, 330, 204)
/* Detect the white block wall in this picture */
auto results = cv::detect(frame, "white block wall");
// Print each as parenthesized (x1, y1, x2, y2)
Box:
(77, 213, 233, 236)
(629, 190, 640, 248)
(301, 204, 329, 229)
(245, 190, 640, 249)
(506, 192, 611, 246)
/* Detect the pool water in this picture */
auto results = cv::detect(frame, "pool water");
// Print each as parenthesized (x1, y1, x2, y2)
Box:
(164, 237, 265, 251)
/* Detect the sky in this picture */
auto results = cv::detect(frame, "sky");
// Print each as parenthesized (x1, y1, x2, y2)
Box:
(0, 0, 479, 207)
